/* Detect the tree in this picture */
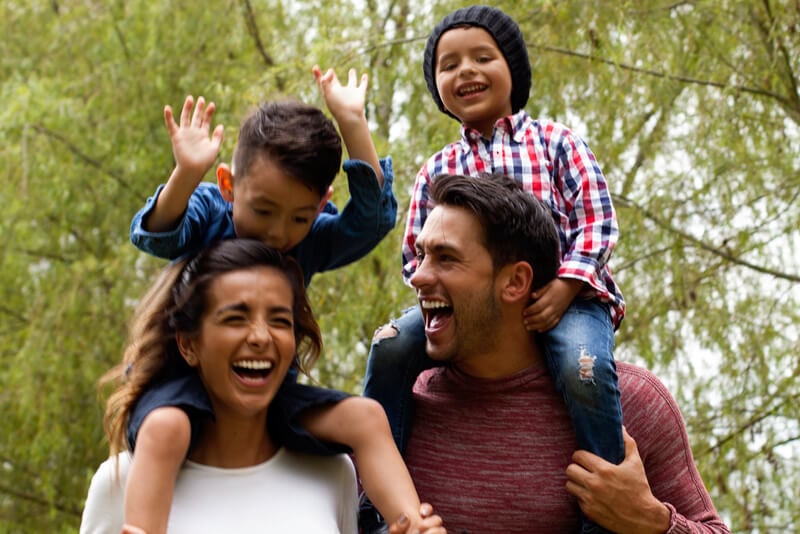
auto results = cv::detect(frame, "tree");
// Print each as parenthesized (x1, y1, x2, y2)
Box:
(0, 0, 796, 531)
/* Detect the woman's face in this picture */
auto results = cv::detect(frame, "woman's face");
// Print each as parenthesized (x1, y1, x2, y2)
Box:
(178, 266, 297, 420)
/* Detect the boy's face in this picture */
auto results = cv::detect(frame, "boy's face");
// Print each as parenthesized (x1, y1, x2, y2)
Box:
(435, 26, 513, 136)
(223, 154, 324, 253)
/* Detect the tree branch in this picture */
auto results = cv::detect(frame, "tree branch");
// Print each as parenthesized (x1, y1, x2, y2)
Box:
(614, 193, 800, 283)
(240, 0, 273, 66)
(527, 43, 798, 116)
(31, 124, 136, 194)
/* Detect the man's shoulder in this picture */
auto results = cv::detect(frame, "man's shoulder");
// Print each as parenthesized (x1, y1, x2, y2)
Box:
(616, 361, 679, 414)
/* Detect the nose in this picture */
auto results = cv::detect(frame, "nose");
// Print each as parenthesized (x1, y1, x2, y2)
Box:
(410, 256, 433, 290)
(458, 59, 478, 77)
(265, 221, 289, 250)
(247, 320, 272, 348)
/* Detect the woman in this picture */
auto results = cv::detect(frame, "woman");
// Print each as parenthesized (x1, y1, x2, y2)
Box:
(80, 239, 443, 533)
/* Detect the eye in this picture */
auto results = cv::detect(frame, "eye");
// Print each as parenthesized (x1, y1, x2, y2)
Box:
(220, 313, 247, 324)
(293, 216, 311, 225)
(439, 62, 457, 72)
(271, 316, 294, 328)
(477, 55, 492, 63)
(253, 208, 271, 216)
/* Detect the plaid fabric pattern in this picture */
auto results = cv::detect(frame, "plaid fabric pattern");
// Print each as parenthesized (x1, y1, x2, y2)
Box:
(402, 110, 625, 327)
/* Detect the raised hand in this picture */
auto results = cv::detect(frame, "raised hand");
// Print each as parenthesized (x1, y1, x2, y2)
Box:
(312, 65, 368, 126)
(163, 95, 224, 180)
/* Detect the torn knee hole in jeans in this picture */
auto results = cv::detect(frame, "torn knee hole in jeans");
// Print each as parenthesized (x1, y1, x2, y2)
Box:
(372, 324, 398, 342)
(578, 347, 596, 382)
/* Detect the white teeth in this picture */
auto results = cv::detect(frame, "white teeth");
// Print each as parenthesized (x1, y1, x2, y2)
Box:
(235, 360, 273, 370)
(421, 300, 450, 309)
(459, 84, 485, 95)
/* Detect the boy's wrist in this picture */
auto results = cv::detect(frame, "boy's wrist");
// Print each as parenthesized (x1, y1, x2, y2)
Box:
(332, 110, 368, 130)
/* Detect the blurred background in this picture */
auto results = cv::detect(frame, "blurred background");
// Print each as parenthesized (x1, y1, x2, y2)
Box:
(1, 0, 798, 531)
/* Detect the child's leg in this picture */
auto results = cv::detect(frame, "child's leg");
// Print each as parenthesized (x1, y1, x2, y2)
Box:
(540, 299, 622, 534)
(124, 407, 191, 534)
(363, 306, 431, 453)
(302, 396, 423, 530)
(124, 372, 212, 534)
(541, 299, 623, 463)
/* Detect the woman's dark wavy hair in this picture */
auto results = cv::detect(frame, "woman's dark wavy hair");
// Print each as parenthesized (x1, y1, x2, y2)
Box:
(99, 239, 321, 456)
(429, 172, 560, 291)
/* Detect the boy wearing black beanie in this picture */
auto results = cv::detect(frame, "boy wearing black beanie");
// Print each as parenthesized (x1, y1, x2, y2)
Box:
(363, 6, 625, 534)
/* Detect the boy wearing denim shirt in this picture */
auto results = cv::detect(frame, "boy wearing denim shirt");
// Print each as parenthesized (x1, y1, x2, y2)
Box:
(362, 7, 625, 534)
(124, 67, 440, 534)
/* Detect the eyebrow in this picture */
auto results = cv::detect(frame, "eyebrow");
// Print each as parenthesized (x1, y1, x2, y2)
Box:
(416, 240, 459, 256)
(214, 302, 293, 316)
(249, 197, 319, 213)
(439, 44, 497, 60)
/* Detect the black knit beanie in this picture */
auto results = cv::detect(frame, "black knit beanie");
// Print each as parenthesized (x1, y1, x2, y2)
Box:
(423, 5, 531, 120)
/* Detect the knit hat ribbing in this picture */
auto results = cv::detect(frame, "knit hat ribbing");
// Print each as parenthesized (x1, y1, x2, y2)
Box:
(423, 5, 531, 120)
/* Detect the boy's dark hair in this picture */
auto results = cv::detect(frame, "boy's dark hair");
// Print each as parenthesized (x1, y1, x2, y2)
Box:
(423, 5, 532, 120)
(232, 101, 343, 198)
(430, 173, 559, 291)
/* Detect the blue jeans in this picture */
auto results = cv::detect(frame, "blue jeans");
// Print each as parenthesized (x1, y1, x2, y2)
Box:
(541, 298, 624, 466)
(363, 306, 431, 453)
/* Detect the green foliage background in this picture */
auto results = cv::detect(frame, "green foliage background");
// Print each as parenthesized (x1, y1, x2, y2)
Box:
(1, 1, 798, 531)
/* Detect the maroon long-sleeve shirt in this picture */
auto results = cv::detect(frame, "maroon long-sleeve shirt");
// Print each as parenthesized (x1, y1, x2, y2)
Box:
(405, 361, 729, 533)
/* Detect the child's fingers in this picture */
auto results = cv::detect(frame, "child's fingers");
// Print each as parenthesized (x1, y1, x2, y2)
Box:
(360, 72, 369, 90)
(163, 105, 178, 136)
(203, 101, 216, 125)
(191, 96, 206, 127)
(211, 124, 225, 148)
(347, 68, 357, 86)
(179, 95, 194, 127)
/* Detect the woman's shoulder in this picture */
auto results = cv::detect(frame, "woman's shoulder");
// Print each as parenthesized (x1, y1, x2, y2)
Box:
(80, 453, 130, 534)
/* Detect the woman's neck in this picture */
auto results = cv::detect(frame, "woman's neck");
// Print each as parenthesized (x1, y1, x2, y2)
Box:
(188, 412, 277, 468)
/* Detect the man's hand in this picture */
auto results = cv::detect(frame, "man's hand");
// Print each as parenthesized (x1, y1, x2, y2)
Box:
(565, 428, 671, 534)
(388, 503, 446, 534)
(163, 95, 224, 180)
(523, 278, 583, 332)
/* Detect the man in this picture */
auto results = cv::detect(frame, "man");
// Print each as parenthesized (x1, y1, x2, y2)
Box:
(389, 173, 729, 533)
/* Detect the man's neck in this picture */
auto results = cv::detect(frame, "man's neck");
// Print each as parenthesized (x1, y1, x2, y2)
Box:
(456, 324, 545, 379)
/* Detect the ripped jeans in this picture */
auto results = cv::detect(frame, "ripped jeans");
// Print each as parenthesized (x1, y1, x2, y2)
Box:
(362, 299, 623, 465)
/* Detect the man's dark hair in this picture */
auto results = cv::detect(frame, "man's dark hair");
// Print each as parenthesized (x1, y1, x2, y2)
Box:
(429, 172, 559, 290)
(232, 100, 342, 197)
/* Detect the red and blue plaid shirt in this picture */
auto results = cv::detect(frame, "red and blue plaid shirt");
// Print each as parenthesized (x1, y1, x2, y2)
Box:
(402, 110, 625, 328)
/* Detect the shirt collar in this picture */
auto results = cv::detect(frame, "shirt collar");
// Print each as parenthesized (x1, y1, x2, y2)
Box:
(459, 109, 531, 144)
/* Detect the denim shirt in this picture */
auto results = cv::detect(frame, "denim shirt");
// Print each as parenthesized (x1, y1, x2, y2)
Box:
(130, 158, 397, 286)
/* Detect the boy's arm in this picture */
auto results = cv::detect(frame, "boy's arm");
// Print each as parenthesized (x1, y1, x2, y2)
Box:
(401, 165, 434, 284)
(313, 65, 383, 187)
(550, 126, 617, 289)
(300, 397, 426, 530)
(144, 95, 224, 232)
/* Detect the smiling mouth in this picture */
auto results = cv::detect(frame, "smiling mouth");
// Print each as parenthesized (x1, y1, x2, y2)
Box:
(458, 83, 487, 97)
(421, 300, 453, 330)
(232, 359, 274, 380)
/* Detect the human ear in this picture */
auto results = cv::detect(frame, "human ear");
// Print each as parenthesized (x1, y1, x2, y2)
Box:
(499, 261, 534, 304)
(216, 164, 234, 202)
(176, 333, 199, 367)
(317, 186, 333, 214)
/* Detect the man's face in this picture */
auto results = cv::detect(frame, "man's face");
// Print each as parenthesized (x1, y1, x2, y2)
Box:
(231, 155, 323, 253)
(410, 204, 501, 370)
(434, 26, 513, 137)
